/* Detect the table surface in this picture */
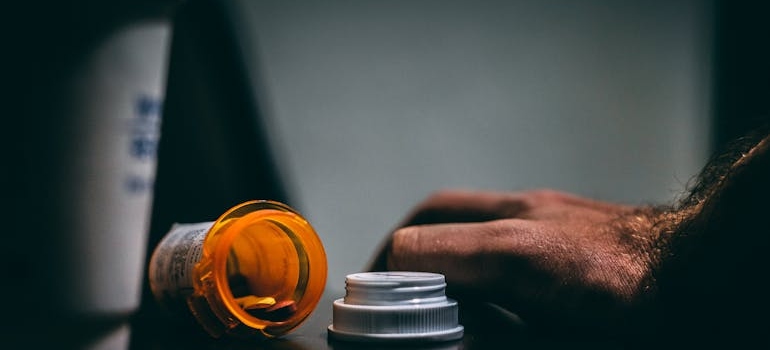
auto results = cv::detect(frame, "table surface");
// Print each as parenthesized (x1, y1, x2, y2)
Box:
(124, 292, 628, 350)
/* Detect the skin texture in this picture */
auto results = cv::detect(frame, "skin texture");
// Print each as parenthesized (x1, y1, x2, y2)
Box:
(368, 189, 661, 339)
(367, 130, 770, 344)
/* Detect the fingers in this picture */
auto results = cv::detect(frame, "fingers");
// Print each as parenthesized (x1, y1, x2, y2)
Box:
(388, 222, 488, 285)
(367, 188, 633, 272)
(387, 219, 544, 296)
(398, 189, 634, 228)
(370, 189, 657, 337)
(365, 190, 525, 272)
(397, 189, 531, 227)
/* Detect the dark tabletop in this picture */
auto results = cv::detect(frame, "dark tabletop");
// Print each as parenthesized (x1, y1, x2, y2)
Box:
(121, 292, 630, 350)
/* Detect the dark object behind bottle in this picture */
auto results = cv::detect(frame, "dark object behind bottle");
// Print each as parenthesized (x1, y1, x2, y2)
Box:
(6, 0, 290, 347)
(136, 0, 292, 330)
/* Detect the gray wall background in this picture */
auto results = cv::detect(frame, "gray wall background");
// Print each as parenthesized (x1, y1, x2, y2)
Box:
(230, 0, 713, 294)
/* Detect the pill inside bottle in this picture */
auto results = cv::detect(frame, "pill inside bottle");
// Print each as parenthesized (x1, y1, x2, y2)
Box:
(148, 200, 327, 339)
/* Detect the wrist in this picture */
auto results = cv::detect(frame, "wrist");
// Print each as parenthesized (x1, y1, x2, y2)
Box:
(653, 132, 770, 342)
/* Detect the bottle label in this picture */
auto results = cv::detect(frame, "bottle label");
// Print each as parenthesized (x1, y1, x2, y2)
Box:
(148, 221, 213, 313)
(62, 21, 172, 315)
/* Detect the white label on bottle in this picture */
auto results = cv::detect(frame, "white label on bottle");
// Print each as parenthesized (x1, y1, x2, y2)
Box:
(148, 221, 214, 305)
(64, 21, 172, 314)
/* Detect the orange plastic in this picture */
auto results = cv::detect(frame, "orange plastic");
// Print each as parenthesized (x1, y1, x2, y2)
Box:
(151, 200, 327, 339)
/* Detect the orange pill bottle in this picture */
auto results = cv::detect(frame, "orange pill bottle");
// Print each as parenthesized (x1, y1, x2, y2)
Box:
(148, 200, 327, 339)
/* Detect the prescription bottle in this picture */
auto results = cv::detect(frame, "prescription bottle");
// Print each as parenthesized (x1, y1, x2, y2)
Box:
(148, 200, 327, 339)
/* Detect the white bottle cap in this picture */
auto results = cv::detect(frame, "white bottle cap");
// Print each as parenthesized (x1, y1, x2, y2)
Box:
(328, 271, 464, 342)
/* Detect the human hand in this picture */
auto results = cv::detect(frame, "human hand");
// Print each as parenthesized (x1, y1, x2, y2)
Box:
(367, 189, 663, 338)
(366, 131, 770, 344)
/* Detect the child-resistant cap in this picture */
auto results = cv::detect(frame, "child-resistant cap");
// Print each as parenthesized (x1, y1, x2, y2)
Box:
(328, 271, 464, 342)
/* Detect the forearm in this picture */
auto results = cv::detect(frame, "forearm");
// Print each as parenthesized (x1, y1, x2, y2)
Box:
(654, 129, 770, 342)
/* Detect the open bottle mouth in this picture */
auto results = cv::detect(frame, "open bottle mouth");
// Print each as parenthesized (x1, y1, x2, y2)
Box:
(328, 271, 464, 343)
(191, 200, 327, 339)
